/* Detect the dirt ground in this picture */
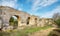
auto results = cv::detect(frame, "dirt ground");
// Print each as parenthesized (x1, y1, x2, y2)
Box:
(29, 27, 56, 36)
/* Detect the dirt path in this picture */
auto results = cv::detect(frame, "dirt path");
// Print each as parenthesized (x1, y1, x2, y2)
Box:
(29, 27, 56, 36)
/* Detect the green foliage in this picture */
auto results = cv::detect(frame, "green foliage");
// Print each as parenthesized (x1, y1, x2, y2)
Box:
(9, 17, 18, 29)
(9, 17, 15, 26)
(13, 20, 18, 29)
(23, 26, 52, 34)
(0, 31, 11, 36)
(56, 19, 60, 24)
(0, 26, 52, 36)
(52, 13, 60, 27)
(54, 19, 60, 27)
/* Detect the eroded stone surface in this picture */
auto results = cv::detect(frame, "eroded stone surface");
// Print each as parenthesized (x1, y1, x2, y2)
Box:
(0, 6, 55, 30)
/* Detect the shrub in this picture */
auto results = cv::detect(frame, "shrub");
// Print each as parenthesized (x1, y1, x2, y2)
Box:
(54, 19, 60, 27)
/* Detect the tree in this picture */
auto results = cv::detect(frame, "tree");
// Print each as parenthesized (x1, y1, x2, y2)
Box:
(53, 13, 60, 20)
(9, 17, 15, 26)
(52, 13, 60, 27)
(9, 17, 18, 29)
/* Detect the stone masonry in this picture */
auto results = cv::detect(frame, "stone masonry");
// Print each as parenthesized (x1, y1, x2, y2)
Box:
(0, 6, 55, 30)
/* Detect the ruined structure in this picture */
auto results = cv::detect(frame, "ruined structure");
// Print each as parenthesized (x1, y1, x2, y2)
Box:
(0, 6, 54, 30)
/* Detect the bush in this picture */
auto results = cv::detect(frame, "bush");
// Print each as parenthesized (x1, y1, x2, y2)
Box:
(54, 19, 60, 27)
(48, 29, 60, 36)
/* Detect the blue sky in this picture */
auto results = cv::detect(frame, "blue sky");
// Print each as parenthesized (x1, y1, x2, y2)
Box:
(0, 0, 60, 18)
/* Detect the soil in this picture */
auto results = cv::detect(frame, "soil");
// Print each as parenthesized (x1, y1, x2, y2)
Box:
(29, 27, 56, 36)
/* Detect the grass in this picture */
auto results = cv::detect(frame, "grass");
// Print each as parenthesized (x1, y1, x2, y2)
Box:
(0, 25, 52, 36)
(24, 26, 52, 34)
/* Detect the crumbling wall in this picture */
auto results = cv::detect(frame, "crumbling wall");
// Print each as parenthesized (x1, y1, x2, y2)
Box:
(0, 6, 55, 30)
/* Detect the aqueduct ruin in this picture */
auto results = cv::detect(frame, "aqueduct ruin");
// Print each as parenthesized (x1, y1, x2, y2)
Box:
(0, 6, 55, 30)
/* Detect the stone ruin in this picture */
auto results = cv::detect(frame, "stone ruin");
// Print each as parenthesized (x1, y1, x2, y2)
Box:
(0, 6, 55, 31)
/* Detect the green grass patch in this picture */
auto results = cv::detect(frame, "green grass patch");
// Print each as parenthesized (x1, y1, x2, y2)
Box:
(0, 26, 52, 36)
(24, 26, 52, 34)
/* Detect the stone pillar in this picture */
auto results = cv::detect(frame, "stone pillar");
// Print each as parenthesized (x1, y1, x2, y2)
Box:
(17, 16, 21, 27)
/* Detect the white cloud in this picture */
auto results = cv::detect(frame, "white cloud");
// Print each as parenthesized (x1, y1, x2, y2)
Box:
(41, 6, 60, 18)
(0, 0, 23, 11)
(18, 8, 22, 11)
(1, 0, 18, 8)
(39, 0, 57, 7)
(30, 0, 41, 12)
(31, 0, 58, 12)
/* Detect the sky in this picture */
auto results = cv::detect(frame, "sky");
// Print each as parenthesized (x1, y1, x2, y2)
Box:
(0, 0, 60, 18)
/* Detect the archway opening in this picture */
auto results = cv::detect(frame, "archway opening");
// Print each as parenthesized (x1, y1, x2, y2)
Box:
(27, 17, 30, 25)
(9, 15, 19, 29)
(35, 18, 37, 26)
(0, 17, 3, 30)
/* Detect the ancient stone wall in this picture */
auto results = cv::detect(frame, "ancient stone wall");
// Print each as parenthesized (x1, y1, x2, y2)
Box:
(0, 6, 55, 30)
